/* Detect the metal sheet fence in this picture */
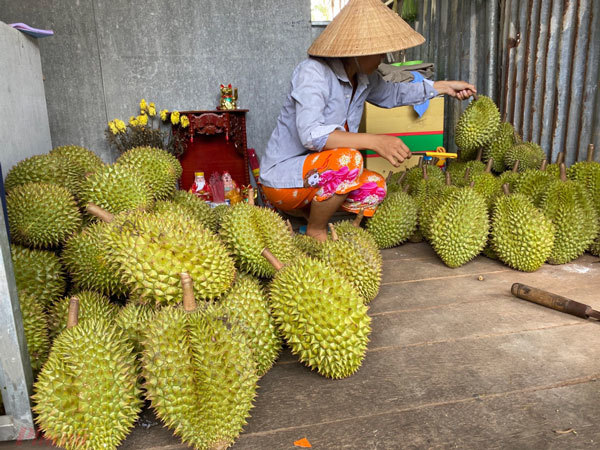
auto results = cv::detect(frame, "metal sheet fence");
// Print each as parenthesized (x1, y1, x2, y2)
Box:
(403, 0, 599, 163)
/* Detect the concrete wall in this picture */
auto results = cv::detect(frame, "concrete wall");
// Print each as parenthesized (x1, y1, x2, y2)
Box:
(0, 1, 314, 163)
(0, 21, 53, 178)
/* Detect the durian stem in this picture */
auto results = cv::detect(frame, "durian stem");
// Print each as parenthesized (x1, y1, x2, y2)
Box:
(556, 152, 564, 165)
(463, 167, 471, 181)
(247, 187, 255, 206)
(540, 159, 548, 171)
(476, 148, 483, 162)
(261, 248, 284, 271)
(422, 165, 429, 180)
(502, 183, 511, 196)
(67, 297, 79, 329)
(559, 163, 567, 182)
(587, 144, 595, 162)
(286, 219, 294, 236)
(473, 93, 479, 101)
(445, 171, 452, 186)
(180, 273, 197, 312)
(418, 157, 424, 168)
(385, 171, 393, 183)
(397, 171, 407, 185)
(403, 183, 410, 193)
(353, 209, 365, 227)
(512, 160, 520, 173)
(86, 203, 114, 223)
(328, 223, 338, 241)
(485, 158, 493, 173)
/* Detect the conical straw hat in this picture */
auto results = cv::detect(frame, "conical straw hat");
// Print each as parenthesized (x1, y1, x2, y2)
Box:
(308, 0, 425, 57)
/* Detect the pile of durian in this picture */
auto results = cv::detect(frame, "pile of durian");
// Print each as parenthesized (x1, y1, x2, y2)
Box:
(380, 95, 599, 270)
(5, 145, 379, 449)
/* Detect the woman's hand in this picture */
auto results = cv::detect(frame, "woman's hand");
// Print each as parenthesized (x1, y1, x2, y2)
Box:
(371, 134, 411, 167)
(433, 81, 477, 100)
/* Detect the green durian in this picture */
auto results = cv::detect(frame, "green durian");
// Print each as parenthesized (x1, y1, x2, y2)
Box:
(385, 171, 406, 194)
(221, 274, 282, 375)
(490, 192, 555, 271)
(483, 122, 519, 173)
(7, 183, 82, 249)
(11, 245, 66, 307)
(48, 291, 119, 338)
(4, 154, 59, 192)
(402, 164, 444, 194)
(49, 145, 105, 174)
(79, 164, 153, 216)
(455, 95, 501, 160)
(116, 146, 182, 201)
(504, 142, 546, 172)
(419, 184, 459, 242)
(267, 254, 371, 379)
(33, 310, 142, 450)
(115, 302, 157, 354)
(212, 203, 231, 231)
(61, 222, 128, 297)
(292, 233, 323, 257)
(498, 165, 522, 192)
(469, 159, 502, 209)
(334, 219, 382, 265)
(18, 292, 50, 373)
(220, 203, 296, 278)
(514, 167, 553, 207)
(429, 187, 489, 267)
(448, 159, 486, 187)
(366, 190, 418, 249)
(142, 288, 258, 450)
(171, 190, 218, 232)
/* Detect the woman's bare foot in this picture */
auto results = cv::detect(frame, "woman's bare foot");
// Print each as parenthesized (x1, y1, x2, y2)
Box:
(305, 225, 328, 242)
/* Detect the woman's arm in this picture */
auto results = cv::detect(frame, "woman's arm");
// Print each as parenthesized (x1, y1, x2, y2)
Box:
(324, 131, 412, 167)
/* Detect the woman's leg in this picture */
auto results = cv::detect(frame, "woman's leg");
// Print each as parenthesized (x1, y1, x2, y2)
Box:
(305, 192, 348, 241)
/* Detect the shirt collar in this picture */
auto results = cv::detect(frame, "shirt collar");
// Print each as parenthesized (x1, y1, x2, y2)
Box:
(325, 58, 370, 86)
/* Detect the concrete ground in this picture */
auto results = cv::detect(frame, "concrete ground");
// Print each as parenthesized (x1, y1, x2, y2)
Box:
(3, 242, 600, 449)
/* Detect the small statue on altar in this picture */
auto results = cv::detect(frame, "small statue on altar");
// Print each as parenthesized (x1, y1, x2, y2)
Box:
(219, 84, 238, 110)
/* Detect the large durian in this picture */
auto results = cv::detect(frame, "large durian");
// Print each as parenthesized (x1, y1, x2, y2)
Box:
(116, 146, 182, 201)
(221, 274, 282, 375)
(11, 245, 66, 307)
(513, 161, 553, 207)
(490, 187, 555, 272)
(334, 214, 381, 264)
(265, 250, 371, 379)
(142, 274, 258, 449)
(469, 159, 502, 208)
(455, 95, 501, 160)
(33, 298, 142, 449)
(7, 183, 82, 248)
(428, 187, 489, 267)
(18, 292, 50, 373)
(115, 302, 157, 354)
(49, 145, 105, 175)
(504, 142, 546, 172)
(154, 189, 217, 231)
(286, 220, 323, 257)
(483, 122, 519, 173)
(498, 161, 522, 192)
(366, 190, 417, 249)
(402, 164, 444, 194)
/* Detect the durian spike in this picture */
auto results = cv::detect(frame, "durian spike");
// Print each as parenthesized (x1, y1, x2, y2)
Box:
(422, 166, 429, 180)
(556, 152, 565, 165)
(502, 183, 511, 196)
(476, 148, 483, 162)
(247, 187, 255, 206)
(261, 248, 284, 271)
(485, 158, 494, 173)
(559, 163, 568, 182)
(540, 159, 548, 171)
(463, 167, 471, 182)
(180, 272, 197, 312)
(86, 202, 114, 223)
(587, 144, 595, 162)
(396, 171, 407, 185)
(328, 223, 339, 241)
(286, 219, 294, 236)
(353, 209, 365, 227)
(445, 171, 452, 186)
(512, 160, 520, 172)
(67, 297, 79, 329)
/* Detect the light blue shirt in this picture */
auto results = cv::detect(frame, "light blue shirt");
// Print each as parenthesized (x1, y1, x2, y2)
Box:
(259, 57, 438, 188)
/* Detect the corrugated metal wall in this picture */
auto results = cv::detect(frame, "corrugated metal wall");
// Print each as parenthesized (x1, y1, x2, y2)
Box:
(404, 0, 600, 164)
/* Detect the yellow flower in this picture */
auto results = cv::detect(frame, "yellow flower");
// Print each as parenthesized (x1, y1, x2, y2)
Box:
(160, 109, 168, 121)
(108, 121, 118, 135)
(129, 116, 138, 127)
(180, 115, 190, 128)
(139, 99, 147, 112)
(137, 114, 148, 126)
(148, 105, 156, 117)
(115, 119, 126, 133)
(171, 110, 180, 125)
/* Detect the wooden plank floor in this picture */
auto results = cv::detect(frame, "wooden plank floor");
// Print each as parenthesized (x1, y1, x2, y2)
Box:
(3, 243, 600, 449)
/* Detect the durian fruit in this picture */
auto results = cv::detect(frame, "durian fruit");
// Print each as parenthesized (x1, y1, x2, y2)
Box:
(48, 290, 119, 338)
(11, 245, 66, 307)
(419, 173, 459, 242)
(4, 154, 58, 192)
(33, 297, 142, 450)
(366, 190, 418, 249)
(540, 164, 599, 264)
(448, 151, 486, 187)
(385, 171, 407, 195)
(469, 158, 503, 208)
(504, 142, 546, 172)
(589, 235, 600, 256)
(61, 222, 128, 297)
(221, 274, 282, 376)
(498, 160, 522, 192)
(334, 213, 382, 264)
(7, 183, 82, 248)
(455, 95, 501, 160)
(95, 206, 235, 305)
(212, 203, 231, 231)
(18, 292, 50, 373)
(513, 160, 553, 207)
(402, 163, 444, 194)
(49, 145, 105, 175)
(428, 187, 489, 267)
(171, 190, 218, 232)
(545, 151, 565, 179)
(220, 202, 296, 278)
(79, 164, 153, 216)
(116, 146, 182, 201)
(142, 274, 258, 449)
(317, 224, 381, 304)
(490, 185, 555, 272)
(265, 250, 371, 379)
(286, 220, 322, 257)
(115, 302, 157, 354)
(483, 122, 520, 173)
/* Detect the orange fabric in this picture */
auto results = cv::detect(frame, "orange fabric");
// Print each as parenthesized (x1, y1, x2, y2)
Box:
(261, 148, 387, 217)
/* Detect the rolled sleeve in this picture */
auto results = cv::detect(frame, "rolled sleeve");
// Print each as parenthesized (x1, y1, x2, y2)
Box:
(366, 73, 439, 108)
(291, 61, 345, 151)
